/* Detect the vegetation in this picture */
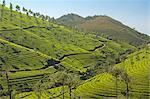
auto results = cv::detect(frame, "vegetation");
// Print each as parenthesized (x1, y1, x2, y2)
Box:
(0, 1, 149, 99)
(16, 47, 150, 99)
(73, 48, 149, 99)
(57, 13, 150, 47)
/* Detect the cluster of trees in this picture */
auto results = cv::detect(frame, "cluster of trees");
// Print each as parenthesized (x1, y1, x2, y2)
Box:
(0, 71, 81, 99)
(81, 65, 131, 99)
(32, 71, 80, 99)
(111, 68, 131, 99)
(0, 0, 55, 22)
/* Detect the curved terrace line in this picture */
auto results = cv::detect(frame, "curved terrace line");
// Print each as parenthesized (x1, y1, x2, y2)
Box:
(59, 44, 105, 60)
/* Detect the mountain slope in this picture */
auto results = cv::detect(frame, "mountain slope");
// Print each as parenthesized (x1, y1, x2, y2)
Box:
(0, 5, 137, 97)
(74, 47, 150, 99)
(57, 14, 150, 47)
(15, 45, 150, 99)
(57, 13, 85, 27)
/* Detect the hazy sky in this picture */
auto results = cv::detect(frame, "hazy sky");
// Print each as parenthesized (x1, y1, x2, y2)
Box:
(5, 0, 149, 35)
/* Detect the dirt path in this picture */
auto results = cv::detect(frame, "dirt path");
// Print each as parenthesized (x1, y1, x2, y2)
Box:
(0, 26, 53, 31)
(59, 44, 105, 60)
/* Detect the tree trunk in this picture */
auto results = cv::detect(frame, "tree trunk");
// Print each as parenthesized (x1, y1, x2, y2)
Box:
(37, 89, 40, 99)
(35, 17, 39, 27)
(74, 88, 76, 99)
(1, 6, 4, 22)
(0, 8, 2, 21)
(2, 6, 4, 21)
(69, 87, 72, 99)
(38, 95, 40, 99)
(10, 10, 12, 21)
(62, 84, 64, 99)
(6, 71, 12, 99)
(126, 83, 129, 99)
(115, 76, 118, 99)
(20, 12, 22, 28)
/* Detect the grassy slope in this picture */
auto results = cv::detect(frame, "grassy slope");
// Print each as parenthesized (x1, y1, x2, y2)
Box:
(75, 47, 150, 99)
(57, 14, 150, 47)
(0, 6, 136, 71)
(0, 5, 137, 98)
(15, 47, 150, 99)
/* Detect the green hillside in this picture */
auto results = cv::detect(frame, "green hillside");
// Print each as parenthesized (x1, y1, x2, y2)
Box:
(75, 48, 150, 99)
(57, 14, 150, 47)
(0, 3, 148, 99)
(14, 45, 150, 99)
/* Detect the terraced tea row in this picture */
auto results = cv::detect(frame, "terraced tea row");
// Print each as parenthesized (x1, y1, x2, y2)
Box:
(74, 48, 150, 99)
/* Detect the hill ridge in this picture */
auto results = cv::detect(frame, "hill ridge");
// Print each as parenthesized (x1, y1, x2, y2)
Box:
(57, 14, 150, 47)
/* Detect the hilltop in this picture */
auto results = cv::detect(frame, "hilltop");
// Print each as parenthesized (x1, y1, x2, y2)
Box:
(57, 14, 150, 47)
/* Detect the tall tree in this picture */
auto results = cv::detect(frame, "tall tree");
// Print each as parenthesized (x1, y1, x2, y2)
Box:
(72, 76, 80, 99)
(0, 0, 6, 21)
(22, 7, 28, 16)
(45, 15, 49, 21)
(15, 5, 20, 12)
(2, 56, 12, 99)
(35, 12, 40, 26)
(48, 73, 58, 98)
(33, 13, 37, 24)
(33, 74, 49, 99)
(16, 5, 22, 29)
(41, 14, 45, 21)
(22, 7, 29, 18)
(121, 71, 131, 99)
(34, 79, 42, 99)
(49, 17, 55, 23)
(65, 74, 80, 99)
(9, 3, 13, 21)
(28, 9, 33, 18)
(40, 14, 46, 25)
(47, 16, 51, 22)
(5, 70, 12, 99)
(47, 16, 52, 29)
(28, 9, 33, 27)
(57, 72, 68, 99)
(22, 7, 30, 25)
(58, 72, 80, 99)
(111, 68, 122, 99)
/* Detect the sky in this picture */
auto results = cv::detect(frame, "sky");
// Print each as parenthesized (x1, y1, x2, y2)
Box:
(4, 0, 150, 35)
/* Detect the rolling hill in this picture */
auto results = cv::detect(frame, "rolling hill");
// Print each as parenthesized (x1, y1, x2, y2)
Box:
(0, 3, 149, 99)
(57, 13, 150, 47)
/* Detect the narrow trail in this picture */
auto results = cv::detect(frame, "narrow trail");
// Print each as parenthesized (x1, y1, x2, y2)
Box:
(58, 53, 90, 60)
(59, 44, 105, 60)
(88, 44, 105, 52)
(0, 26, 54, 32)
